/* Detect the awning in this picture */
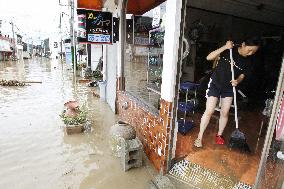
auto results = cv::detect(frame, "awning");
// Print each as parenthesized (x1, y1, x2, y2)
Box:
(77, 0, 103, 10)
(127, 0, 166, 15)
(77, 0, 166, 15)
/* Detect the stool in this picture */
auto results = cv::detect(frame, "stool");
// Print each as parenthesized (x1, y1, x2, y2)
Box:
(121, 138, 143, 171)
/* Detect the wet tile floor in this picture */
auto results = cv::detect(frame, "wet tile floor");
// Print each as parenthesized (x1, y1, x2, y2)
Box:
(175, 111, 267, 186)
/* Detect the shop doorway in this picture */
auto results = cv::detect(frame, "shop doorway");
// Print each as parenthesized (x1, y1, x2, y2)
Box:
(170, 2, 284, 188)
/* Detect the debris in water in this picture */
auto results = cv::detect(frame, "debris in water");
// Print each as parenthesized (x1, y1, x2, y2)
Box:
(93, 92, 100, 98)
(79, 79, 91, 83)
(0, 79, 26, 86)
(88, 81, 98, 87)
(62, 168, 74, 176)
(0, 79, 42, 86)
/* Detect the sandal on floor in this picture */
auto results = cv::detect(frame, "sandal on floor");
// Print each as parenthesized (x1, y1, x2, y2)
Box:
(194, 138, 202, 148)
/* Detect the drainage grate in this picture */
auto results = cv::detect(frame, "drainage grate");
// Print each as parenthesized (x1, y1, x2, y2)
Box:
(169, 159, 253, 189)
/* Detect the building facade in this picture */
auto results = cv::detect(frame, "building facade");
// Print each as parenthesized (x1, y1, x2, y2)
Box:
(78, 0, 284, 187)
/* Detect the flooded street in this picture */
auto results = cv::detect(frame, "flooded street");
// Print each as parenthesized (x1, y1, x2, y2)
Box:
(0, 58, 153, 189)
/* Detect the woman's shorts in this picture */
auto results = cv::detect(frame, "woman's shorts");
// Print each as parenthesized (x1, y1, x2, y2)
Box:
(206, 79, 233, 98)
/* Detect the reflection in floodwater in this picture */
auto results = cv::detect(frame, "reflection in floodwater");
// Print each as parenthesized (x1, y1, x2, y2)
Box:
(125, 55, 161, 112)
(0, 58, 152, 189)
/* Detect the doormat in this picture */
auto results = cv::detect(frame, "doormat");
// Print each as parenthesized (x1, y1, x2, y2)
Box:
(168, 159, 253, 189)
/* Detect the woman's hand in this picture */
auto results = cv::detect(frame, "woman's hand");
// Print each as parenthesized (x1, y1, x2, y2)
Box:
(225, 41, 234, 50)
(231, 74, 245, 87)
(231, 79, 238, 87)
(206, 41, 234, 61)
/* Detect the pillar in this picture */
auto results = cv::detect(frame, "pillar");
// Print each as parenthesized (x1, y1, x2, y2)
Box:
(160, 0, 183, 102)
(116, 0, 128, 91)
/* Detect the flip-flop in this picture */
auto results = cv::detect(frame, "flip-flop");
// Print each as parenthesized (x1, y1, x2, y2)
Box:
(194, 138, 202, 148)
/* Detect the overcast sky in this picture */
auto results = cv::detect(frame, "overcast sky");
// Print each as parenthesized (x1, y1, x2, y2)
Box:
(0, 0, 69, 43)
(0, 0, 167, 44)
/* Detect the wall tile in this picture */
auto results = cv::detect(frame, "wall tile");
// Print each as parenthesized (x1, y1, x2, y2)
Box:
(116, 91, 173, 173)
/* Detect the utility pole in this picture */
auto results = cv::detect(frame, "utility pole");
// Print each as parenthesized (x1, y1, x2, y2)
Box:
(59, 0, 76, 70)
(69, 0, 76, 73)
(10, 20, 17, 60)
(59, 13, 63, 60)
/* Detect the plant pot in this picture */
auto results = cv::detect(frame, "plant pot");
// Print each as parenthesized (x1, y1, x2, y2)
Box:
(65, 124, 84, 135)
(64, 100, 79, 109)
(78, 79, 91, 83)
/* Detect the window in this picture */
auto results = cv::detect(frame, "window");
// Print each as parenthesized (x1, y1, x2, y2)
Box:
(124, 3, 167, 112)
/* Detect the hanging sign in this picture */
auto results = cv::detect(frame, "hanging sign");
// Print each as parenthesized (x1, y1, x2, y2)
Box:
(77, 9, 87, 43)
(77, 13, 86, 39)
(77, 9, 112, 44)
(112, 17, 119, 43)
(54, 42, 58, 48)
(276, 92, 284, 141)
(152, 6, 161, 28)
(133, 16, 152, 46)
(65, 43, 72, 66)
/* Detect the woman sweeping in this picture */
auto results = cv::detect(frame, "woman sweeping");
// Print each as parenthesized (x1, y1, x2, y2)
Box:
(194, 37, 260, 148)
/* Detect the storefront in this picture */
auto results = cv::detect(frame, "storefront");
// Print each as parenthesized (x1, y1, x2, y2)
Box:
(0, 36, 13, 61)
(99, 0, 284, 187)
(169, 1, 284, 188)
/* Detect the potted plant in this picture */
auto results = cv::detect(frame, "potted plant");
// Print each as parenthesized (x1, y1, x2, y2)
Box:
(60, 99, 87, 135)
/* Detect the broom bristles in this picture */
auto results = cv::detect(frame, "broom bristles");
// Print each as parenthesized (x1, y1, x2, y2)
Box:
(229, 129, 251, 153)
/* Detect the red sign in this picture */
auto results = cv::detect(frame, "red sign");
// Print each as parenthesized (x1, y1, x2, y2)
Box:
(276, 92, 284, 141)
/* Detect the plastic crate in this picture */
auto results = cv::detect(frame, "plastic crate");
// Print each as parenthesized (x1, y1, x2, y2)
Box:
(178, 101, 194, 112)
(178, 120, 194, 135)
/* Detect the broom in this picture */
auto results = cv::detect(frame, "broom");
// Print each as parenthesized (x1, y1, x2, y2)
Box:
(228, 49, 250, 152)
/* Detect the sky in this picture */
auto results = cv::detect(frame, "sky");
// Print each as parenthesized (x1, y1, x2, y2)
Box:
(0, 0, 167, 45)
(0, 0, 69, 44)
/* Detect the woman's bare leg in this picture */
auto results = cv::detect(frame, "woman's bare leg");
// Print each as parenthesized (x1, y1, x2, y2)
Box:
(197, 96, 218, 140)
(218, 97, 233, 136)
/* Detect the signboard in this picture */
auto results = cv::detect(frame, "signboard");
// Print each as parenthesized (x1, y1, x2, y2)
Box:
(133, 16, 153, 46)
(276, 92, 284, 141)
(77, 9, 87, 43)
(134, 37, 148, 46)
(16, 34, 22, 45)
(77, 9, 112, 44)
(0, 38, 12, 52)
(78, 14, 86, 39)
(65, 52, 72, 66)
(134, 16, 152, 33)
(113, 17, 119, 43)
(152, 6, 161, 28)
(65, 43, 72, 66)
(65, 43, 71, 53)
(126, 18, 133, 44)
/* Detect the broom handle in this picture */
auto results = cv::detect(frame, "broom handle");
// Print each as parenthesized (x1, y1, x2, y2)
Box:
(229, 49, 239, 129)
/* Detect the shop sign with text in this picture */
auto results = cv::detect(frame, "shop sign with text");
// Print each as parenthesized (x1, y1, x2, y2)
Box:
(77, 9, 112, 44)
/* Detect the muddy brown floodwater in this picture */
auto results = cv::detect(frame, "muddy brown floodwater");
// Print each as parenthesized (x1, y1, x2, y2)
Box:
(0, 58, 154, 189)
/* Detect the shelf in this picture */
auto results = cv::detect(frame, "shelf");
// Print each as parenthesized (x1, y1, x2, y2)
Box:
(146, 26, 164, 96)
(146, 83, 161, 95)
(148, 45, 163, 48)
